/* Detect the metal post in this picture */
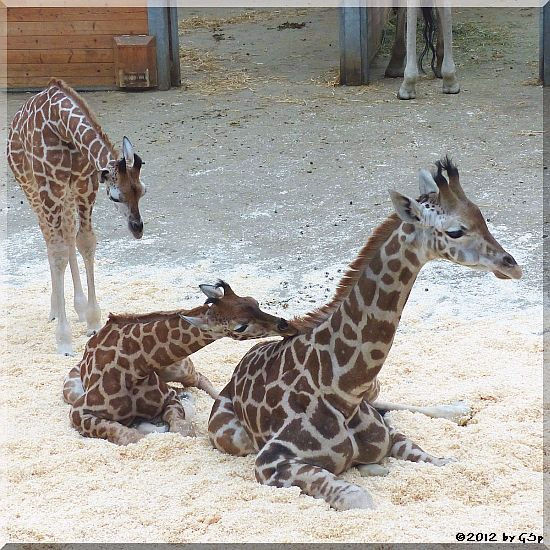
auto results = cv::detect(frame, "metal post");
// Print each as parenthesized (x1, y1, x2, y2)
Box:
(340, 3, 369, 86)
(148, 3, 171, 90)
(168, 4, 181, 87)
(541, 1, 550, 85)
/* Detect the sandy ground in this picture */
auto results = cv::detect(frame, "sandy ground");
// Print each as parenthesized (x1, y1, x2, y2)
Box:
(1, 6, 543, 544)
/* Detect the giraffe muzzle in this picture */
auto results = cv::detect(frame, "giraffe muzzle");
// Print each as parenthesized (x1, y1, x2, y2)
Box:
(129, 219, 144, 239)
(493, 254, 522, 280)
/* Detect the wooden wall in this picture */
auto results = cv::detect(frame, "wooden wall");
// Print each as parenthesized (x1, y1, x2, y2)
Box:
(4, 6, 149, 89)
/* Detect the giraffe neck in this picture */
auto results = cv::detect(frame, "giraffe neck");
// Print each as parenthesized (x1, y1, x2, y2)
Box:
(49, 85, 116, 172)
(112, 312, 215, 378)
(311, 216, 426, 410)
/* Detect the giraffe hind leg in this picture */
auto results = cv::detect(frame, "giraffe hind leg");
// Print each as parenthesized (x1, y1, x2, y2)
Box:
(373, 399, 471, 425)
(208, 391, 255, 456)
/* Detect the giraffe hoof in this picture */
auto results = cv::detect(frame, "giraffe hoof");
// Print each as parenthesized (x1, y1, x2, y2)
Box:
(336, 486, 375, 511)
(433, 456, 457, 467)
(86, 328, 98, 337)
(397, 88, 416, 100)
(357, 464, 390, 477)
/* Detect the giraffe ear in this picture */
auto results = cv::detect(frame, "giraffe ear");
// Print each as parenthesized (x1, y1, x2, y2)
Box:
(178, 313, 208, 330)
(122, 136, 135, 168)
(389, 190, 425, 224)
(418, 169, 439, 195)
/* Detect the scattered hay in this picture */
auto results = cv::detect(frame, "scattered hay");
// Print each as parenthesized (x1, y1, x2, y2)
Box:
(178, 9, 308, 32)
(312, 67, 340, 88)
(522, 76, 542, 86)
(179, 48, 220, 73)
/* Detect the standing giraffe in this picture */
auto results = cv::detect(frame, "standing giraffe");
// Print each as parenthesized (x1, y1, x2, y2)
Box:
(63, 280, 297, 445)
(7, 78, 146, 356)
(384, 5, 459, 100)
(208, 158, 521, 510)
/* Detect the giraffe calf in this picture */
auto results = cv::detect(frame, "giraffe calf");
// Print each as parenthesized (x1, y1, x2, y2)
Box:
(63, 280, 297, 445)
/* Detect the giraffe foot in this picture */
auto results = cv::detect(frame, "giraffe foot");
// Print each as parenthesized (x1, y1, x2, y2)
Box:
(357, 463, 390, 477)
(431, 456, 457, 467)
(442, 74, 460, 94)
(334, 485, 375, 511)
(133, 421, 169, 434)
(397, 86, 416, 100)
(117, 429, 146, 446)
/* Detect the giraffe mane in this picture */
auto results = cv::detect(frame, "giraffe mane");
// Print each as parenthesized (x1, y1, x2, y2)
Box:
(107, 305, 207, 325)
(291, 213, 402, 332)
(47, 78, 117, 157)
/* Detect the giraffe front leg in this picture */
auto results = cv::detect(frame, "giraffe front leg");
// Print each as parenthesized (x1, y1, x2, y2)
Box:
(255, 441, 374, 511)
(162, 390, 196, 437)
(70, 405, 144, 445)
(76, 226, 101, 336)
(389, 428, 455, 466)
(158, 358, 219, 399)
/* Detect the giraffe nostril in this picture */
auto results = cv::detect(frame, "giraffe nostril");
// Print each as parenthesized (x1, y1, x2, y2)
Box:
(502, 255, 516, 267)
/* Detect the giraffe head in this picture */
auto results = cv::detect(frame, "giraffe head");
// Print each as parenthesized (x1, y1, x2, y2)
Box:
(101, 137, 146, 239)
(390, 157, 522, 280)
(180, 280, 298, 339)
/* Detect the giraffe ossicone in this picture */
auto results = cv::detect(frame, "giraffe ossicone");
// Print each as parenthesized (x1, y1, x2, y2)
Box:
(63, 280, 297, 445)
(208, 157, 521, 511)
(7, 79, 147, 355)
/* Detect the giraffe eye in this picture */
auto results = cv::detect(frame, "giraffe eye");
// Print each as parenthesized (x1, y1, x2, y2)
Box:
(234, 324, 248, 333)
(445, 229, 464, 239)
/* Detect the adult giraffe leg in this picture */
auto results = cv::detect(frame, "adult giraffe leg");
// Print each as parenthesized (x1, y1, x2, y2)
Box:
(385, 8, 406, 78)
(255, 440, 374, 511)
(434, 8, 444, 78)
(397, 3, 419, 100)
(373, 399, 471, 425)
(437, 6, 459, 94)
(158, 357, 218, 399)
(208, 388, 255, 456)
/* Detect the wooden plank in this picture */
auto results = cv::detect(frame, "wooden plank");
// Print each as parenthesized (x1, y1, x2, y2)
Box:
(8, 34, 117, 49)
(4, 62, 113, 77)
(5, 0, 145, 8)
(7, 7, 147, 22)
(7, 48, 113, 64)
(2, 75, 114, 87)
(5, 19, 148, 36)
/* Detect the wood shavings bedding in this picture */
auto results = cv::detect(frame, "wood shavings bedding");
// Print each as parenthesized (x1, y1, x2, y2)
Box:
(0, 275, 542, 543)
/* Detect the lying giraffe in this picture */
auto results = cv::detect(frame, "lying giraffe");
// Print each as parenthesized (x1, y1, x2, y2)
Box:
(63, 280, 297, 445)
(7, 78, 146, 355)
(385, 6, 459, 100)
(209, 158, 521, 510)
